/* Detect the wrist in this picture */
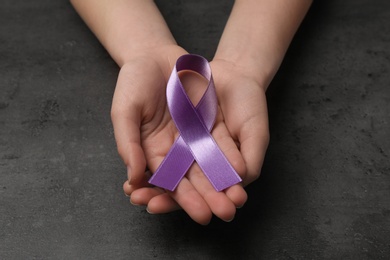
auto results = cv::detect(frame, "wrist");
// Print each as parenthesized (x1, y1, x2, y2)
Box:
(120, 44, 188, 79)
(115, 40, 179, 68)
(71, 0, 179, 68)
(211, 56, 273, 91)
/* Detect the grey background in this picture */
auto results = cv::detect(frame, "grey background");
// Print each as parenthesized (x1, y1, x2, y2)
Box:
(1, 0, 389, 259)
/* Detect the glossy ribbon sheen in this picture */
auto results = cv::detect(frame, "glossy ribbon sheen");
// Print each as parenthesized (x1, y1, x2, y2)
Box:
(148, 54, 242, 191)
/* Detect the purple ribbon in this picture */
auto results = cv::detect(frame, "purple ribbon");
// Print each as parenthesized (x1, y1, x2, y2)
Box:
(148, 54, 242, 192)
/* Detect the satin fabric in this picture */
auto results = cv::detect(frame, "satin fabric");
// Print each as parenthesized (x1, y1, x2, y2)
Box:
(148, 54, 242, 191)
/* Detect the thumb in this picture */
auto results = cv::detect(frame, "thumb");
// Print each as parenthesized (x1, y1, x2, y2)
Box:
(111, 65, 148, 187)
(111, 106, 147, 187)
(237, 93, 269, 186)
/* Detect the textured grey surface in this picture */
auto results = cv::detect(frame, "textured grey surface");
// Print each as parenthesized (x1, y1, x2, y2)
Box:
(1, 0, 389, 259)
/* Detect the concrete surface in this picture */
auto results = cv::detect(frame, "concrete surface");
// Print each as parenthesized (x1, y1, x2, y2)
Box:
(1, 0, 389, 259)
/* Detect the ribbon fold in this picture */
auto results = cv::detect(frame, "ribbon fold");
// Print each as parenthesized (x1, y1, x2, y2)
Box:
(148, 54, 241, 192)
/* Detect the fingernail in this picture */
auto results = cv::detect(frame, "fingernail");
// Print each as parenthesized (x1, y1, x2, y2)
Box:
(236, 204, 245, 209)
(225, 216, 235, 222)
(146, 207, 154, 214)
(130, 200, 141, 206)
(124, 193, 130, 197)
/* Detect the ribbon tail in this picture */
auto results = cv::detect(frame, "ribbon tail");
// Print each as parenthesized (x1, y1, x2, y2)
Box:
(148, 136, 194, 191)
(188, 131, 242, 192)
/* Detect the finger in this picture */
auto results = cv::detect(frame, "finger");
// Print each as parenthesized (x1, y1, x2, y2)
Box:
(111, 109, 147, 186)
(130, 181, 212, 224)
(111, 65, 148, 187)
(147, 193, 181, 213)
(237, 93, 269, 186)
(123, 172, 152, 196)
(168, 177, 212, 225)
(130, 187, 165, 206)
(225, 184, 247, 208)
(187, 163, 237, 222)
(123, 180, 134, 196)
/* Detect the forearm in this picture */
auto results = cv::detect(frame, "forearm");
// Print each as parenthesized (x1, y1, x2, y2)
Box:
(70, 0, 176, 67)
(214, 0, 312, 88)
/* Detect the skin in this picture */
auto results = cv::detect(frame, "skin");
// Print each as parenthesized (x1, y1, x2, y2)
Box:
(70, 0, 312, 225)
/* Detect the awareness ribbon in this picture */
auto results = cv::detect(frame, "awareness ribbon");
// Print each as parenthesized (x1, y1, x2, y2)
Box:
(148, 54, 242, 192)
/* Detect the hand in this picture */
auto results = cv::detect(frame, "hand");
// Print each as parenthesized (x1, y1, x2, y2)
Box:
(112, 44, 186, 199)
(118, 48, 248, 224)
(210, 59, 270, 187)
(121, 53, 268, 225)
(73, 0, 305, 226)
(112, 44, 185, 186)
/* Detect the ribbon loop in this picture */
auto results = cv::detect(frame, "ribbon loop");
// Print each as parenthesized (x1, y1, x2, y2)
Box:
(148, 54, 241, 191)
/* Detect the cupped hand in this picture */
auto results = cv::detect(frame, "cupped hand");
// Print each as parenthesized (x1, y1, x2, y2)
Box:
(125, 58, 270, 224)
(114, 46, 248, 224)
(116, 48, 268, 224)
(210, 59, 270, 187)
(112, 44, 186, 201)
